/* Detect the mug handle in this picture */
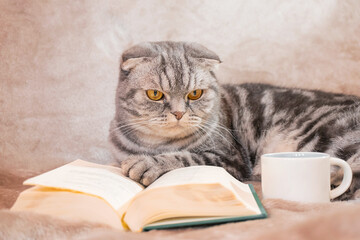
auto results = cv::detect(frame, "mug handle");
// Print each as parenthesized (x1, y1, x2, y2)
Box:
(329, 157, 353, 199)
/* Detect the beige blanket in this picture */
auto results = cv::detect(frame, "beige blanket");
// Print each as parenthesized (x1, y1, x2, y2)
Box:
(1, 1, 360, 239)
(1, 169, 359, 240)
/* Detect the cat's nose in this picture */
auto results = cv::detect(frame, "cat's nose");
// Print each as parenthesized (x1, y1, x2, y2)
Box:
(171, 111, 185, 120)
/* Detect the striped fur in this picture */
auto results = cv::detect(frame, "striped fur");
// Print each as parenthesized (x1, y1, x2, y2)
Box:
(109, 41, 360, 199)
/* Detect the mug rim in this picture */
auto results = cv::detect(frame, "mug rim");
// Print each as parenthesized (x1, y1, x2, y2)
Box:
(262, 152, 329, 159)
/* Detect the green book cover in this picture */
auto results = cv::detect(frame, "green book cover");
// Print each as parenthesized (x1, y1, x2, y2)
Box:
(143, 184, 267, 231)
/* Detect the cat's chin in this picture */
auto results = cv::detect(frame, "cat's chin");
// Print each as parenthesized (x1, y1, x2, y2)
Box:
(145, 123, 198, 139)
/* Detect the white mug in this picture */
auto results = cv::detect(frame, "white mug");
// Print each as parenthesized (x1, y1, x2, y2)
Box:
(261, 152, 353, 202)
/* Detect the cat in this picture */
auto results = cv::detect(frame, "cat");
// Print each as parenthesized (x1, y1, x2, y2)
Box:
(109, 41, 360, 199)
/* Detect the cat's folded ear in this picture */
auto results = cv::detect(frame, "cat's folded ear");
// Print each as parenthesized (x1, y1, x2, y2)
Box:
(120, 43, 158, 71)
(184, 42, 222, 70)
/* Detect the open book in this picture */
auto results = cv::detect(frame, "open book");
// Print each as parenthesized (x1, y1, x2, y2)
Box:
(11, 160, 267, 232)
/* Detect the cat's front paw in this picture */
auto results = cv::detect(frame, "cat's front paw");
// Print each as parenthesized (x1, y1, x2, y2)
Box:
(120, 155, 164, 186)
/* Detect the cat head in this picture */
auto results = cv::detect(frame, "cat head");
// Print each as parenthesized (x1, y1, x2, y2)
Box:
(113, 41, 221, 142)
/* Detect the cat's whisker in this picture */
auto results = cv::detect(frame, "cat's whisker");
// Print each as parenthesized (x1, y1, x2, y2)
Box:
(202, 120, 239, 143)
(110, 118, 152, 134)
(200, 121, 238, 150)
(117, 123, 147, 136)
(197, 125, 216, 149)
(187, 116, 203, 127)
(112, 117, 172, 133)
(110, 120, 149, 133)
(208, 127, 236, 148)
(192, 129, 211, 151)
(147, 117, 169, 126)
(148, 121, 168, 126)
(187, 120, 201, 123)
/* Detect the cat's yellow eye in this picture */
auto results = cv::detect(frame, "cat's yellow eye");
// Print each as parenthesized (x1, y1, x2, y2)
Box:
(146, 90, 164, 101)
(187, 89, 203, 100)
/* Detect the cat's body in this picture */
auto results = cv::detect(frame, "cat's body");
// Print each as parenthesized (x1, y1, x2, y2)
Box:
(109, 41, 360, 199)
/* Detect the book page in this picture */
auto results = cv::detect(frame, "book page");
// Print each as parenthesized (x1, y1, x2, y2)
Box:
(146, 166, 258, 212)
(24, 160, 144, 210)
(230, 182, 260, 214)
(147, 166, 251, 194)
(147, 166, 235, 189)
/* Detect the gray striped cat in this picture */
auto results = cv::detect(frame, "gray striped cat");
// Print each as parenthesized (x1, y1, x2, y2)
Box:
(109, 41, 360, 199)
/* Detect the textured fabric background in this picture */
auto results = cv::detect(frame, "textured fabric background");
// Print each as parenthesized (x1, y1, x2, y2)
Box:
(1, 0, 360, 172)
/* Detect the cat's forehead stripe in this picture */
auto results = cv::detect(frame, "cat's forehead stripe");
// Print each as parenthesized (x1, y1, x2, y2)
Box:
(185, 58, 192, 90)
(161, 51, 196, 92)
(157, 72, 164, 90)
